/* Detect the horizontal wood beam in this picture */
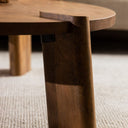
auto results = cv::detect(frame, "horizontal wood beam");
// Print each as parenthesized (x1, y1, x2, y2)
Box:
(0, 22, 72, 35)
(0, 0, 9, 3)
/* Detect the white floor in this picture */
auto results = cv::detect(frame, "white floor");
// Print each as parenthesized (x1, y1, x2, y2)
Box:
(0, 52, 128, 128)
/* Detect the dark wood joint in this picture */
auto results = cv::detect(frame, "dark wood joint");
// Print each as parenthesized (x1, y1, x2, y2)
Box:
(0, 0, 9, 3)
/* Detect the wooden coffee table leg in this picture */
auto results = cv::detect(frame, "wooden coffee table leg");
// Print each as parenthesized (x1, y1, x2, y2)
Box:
(42, 17, 96, 128)
(9, 35, 31, 76)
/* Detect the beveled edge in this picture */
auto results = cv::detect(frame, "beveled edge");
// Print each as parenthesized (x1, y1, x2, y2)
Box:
(90, 13, 116, 31)
(40, 10, 116, 31)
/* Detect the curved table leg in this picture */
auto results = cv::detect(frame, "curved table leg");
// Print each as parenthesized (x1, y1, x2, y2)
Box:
(42, 17, 96, 128)
(9, 35, 31, 76)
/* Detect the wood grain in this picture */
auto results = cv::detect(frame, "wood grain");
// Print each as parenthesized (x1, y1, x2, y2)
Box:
(0, 0, 116, 35)
(0, 0, 116, 127)
(0, 0, 8, 3)
(40, 12, 88, 26)
(42, 16, 96, 128)
(9, 35, 31, 76)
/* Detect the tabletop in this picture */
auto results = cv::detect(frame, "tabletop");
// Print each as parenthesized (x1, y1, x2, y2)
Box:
(0, 0, 116, 35)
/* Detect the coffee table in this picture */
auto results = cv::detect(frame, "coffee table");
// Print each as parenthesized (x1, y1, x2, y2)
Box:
(0, 0, 116, 127)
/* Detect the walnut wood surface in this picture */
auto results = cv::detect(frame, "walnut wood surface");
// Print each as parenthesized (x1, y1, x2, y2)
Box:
(40, 12, 88, 26)
(42, 16, 96, 128)
(0, 0, 116, 35)
(0, 0, 8, 3)
(0, 0, 116, 127)
(9, 35, 31, 75)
